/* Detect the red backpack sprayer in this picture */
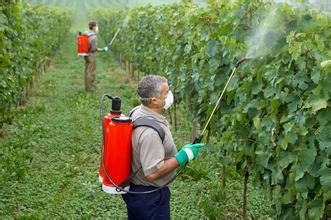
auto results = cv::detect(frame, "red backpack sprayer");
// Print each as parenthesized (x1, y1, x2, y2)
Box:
(98, 57, 250, 194)
(77, 32, 95, 56)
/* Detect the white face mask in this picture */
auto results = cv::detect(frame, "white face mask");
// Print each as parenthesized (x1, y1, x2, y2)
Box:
(95, 26, 99, 33)
(164, 90, 174, 110)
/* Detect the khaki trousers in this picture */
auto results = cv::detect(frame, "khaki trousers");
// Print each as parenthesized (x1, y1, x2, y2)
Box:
(84, 53, 96, 91)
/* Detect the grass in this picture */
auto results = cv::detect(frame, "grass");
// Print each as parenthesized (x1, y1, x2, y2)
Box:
(23, 0, 196, 9)
(0, 2, 272, 219)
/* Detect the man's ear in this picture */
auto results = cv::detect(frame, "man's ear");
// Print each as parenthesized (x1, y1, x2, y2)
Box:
(150, 97, 158, 104)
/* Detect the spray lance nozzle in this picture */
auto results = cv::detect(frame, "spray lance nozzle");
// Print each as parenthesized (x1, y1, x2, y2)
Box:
(234, 57, 247, 68)
(193, 135, 202, 144)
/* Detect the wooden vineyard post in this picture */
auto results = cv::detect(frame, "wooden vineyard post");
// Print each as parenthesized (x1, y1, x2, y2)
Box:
(222, 150, 227, 188)
(130, 63, 133, 79)
(191, 121, 198, 143)
(168, 107, 173, 125)
(243, 171, 249, 220)
(132, 63, 134, 78)
(128, 62, 131, 77)
(126, 60, 129, 75)
(28, 79, 33, 97)
(173, 101, 177, 132)
(43, 59, 47, 74)
(206, 127, 211, 144)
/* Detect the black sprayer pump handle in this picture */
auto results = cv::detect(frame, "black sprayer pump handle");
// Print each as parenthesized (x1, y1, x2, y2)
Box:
(105, 94, 113, 100)
(104, 94, 122, 114)
(111, 96, 121, 114)
(193, 135, 202, 144)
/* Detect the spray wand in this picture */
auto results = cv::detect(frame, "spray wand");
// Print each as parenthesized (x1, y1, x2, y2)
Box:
(108, 28, 121, 46)
(108, 16, 130, 47)
(193, 57, 248, 144)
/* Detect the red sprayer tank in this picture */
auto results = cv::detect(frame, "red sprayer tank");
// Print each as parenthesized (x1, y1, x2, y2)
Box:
(98, 112, 120, 184)
(101, 116, 133, 194)
(77, 32, 89, 56)
(99, 96, 132, 194)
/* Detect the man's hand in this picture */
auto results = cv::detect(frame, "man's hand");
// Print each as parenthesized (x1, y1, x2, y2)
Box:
(98, 46, 109, 52)
(175, 143, 205, 166)
(321, 60, 331, 68)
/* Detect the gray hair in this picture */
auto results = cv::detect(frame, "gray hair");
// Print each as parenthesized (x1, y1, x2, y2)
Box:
(137, 75, 167, 106)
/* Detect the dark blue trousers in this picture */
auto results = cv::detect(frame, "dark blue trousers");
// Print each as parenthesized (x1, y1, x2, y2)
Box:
(121, 185, 170, 220)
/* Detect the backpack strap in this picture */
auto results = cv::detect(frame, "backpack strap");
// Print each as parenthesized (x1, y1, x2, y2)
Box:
(133, 118, 165, 142)
(129, 106, 165, 142)
(86, 32, 95, 37)
(128, 106, 140, 118)
(118, 109, 166, 188)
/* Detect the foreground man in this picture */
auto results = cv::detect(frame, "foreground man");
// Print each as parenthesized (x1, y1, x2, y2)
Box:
(122, 75, 205, 220)
(84, 21, 108, 92)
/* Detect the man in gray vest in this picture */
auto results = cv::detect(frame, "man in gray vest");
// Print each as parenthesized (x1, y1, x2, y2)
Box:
(122, 75, 205, 220)
(84, 21, 108, 92)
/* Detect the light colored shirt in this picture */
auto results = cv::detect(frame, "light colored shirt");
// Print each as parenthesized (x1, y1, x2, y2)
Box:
(87, 32, 97, 54)
(130, 105, 177, 187)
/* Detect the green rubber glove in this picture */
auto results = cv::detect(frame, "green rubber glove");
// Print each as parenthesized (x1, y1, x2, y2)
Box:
(321, 60, 331, 68)
(175, 143, 205, 166)
(102, 46, 108, 52)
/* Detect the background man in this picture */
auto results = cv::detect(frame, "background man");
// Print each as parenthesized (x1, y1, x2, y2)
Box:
(122, 75, 205, 220)
(84, 21, 108, 92)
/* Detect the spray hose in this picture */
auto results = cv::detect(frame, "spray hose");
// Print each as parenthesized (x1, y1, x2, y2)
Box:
(100, 94, 186, 194)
